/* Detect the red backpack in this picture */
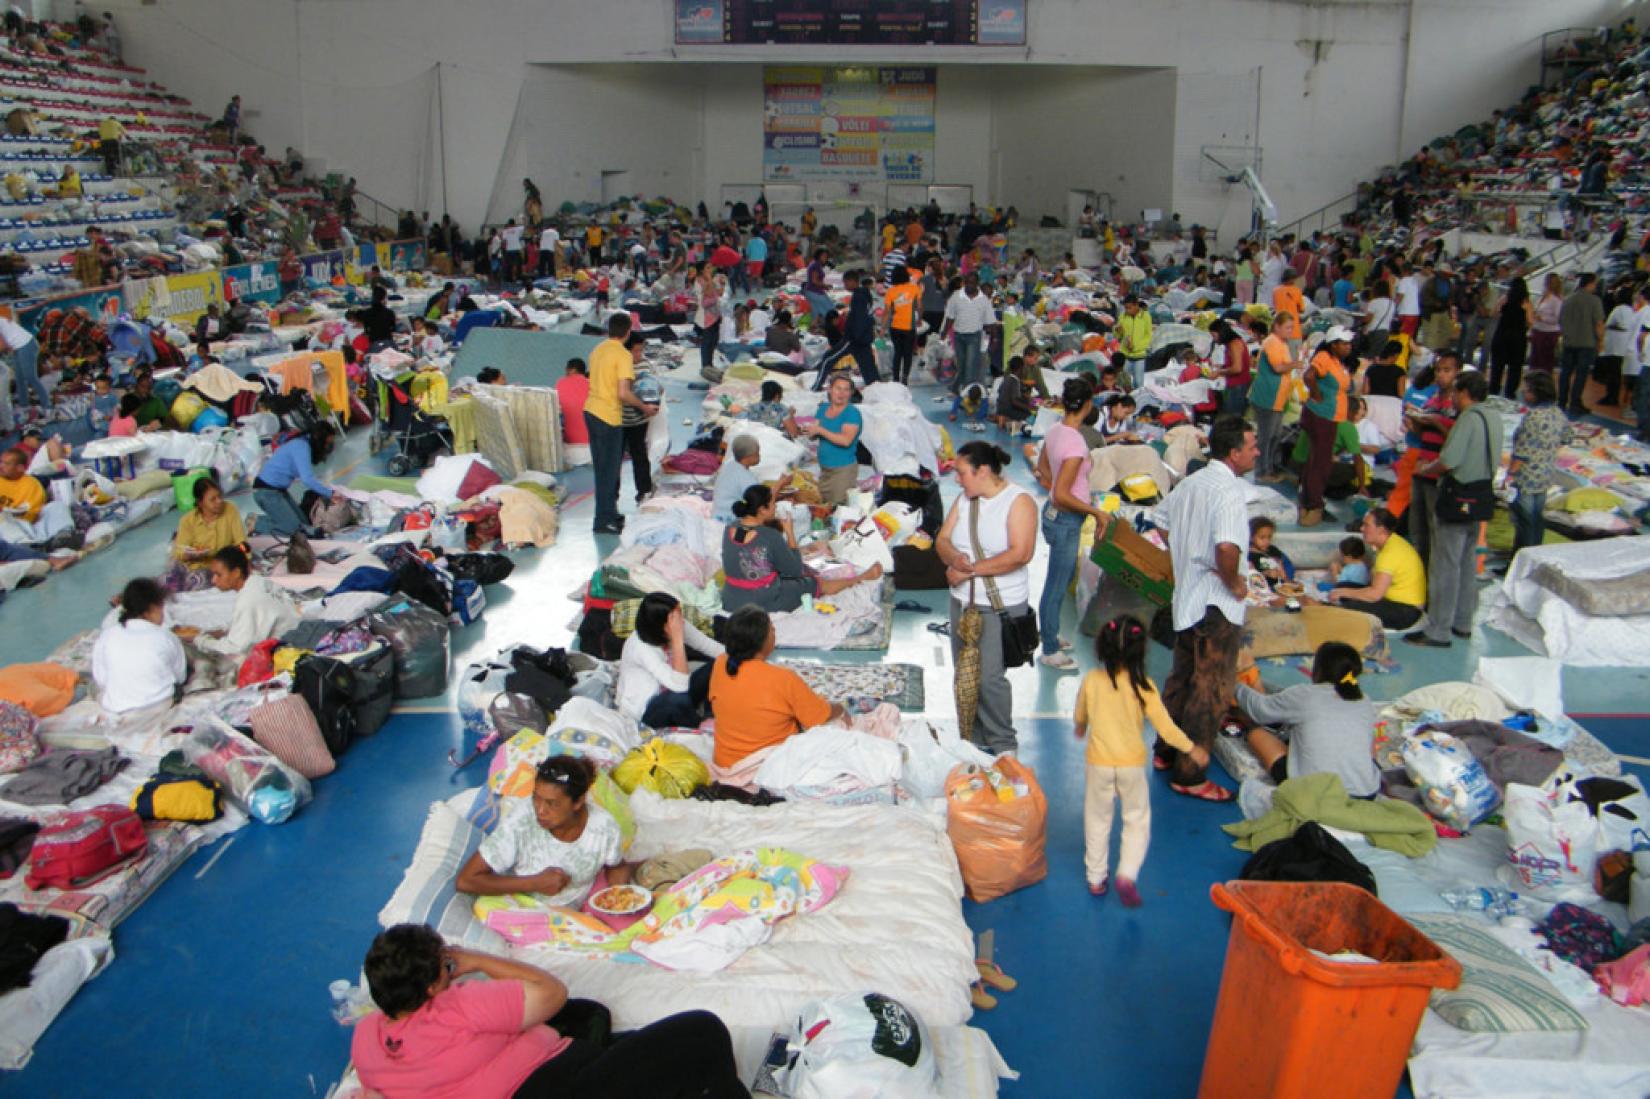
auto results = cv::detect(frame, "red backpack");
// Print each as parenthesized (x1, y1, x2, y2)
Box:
(25, 806, 149, 890)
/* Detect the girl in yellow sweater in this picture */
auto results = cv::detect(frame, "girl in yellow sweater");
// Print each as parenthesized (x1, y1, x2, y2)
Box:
(1073, 615, 1209, 906)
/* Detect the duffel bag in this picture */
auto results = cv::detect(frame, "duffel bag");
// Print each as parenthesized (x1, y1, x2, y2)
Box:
(25, 805, 148, 890)
(367, 598, 452, 699)
(341, 643, 396, 736)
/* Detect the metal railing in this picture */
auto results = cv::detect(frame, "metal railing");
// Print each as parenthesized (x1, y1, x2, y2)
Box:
(1540, 26, 1615, 89)
(1271, 190, 1361, 243)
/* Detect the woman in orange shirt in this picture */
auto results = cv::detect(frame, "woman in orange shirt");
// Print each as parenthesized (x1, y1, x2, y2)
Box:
(706, 605, 845, 771)
(1272, 268, 1305, 326)
(1299, 326, 1357, 526)
(883, 266, 923, 385)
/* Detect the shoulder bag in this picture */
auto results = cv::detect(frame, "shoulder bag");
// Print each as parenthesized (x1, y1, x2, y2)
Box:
(969, 496, 1038, 668)
(1437, 407, 1498, 524)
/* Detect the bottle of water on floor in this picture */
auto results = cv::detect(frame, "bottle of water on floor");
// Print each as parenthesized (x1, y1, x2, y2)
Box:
(1440, 886, 1521, 918)
(330, 976, 373, 1024)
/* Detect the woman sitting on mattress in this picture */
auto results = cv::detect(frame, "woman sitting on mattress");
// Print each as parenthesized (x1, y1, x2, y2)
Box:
(720, 484, 881, 614)
(456, 756, 633, 910)
(707, 605, 845, 771)
(353, 922, 748, 1099)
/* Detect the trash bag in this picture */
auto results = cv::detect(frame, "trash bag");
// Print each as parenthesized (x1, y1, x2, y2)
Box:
(488, 692, 547, 741)
(1238, 821, 1377, 895)
(1401, 729, 1501, 831)
(944, 756, 1048, 902)
(367, 598, 451, 699)
(612, 739, 709, 799)
(776, 993, 938, 1099)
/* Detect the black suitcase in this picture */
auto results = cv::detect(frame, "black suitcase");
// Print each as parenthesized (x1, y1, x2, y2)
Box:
(292, 654, 360, 757)
(341, 643, 396, 736)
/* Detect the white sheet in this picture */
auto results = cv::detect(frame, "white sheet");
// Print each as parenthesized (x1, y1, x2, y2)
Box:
(380, 789, 979, 1032)
(1489, 538, 1650, 665)
(0, 935, 113, 1069)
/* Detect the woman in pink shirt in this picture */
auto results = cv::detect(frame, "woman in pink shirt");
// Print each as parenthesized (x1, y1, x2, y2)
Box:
(1035, 378, 1111, 671)
(352, 923, 746, 1098)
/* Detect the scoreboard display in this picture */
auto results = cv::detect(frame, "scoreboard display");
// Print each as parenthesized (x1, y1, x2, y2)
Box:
(676, 1, 1028, 47)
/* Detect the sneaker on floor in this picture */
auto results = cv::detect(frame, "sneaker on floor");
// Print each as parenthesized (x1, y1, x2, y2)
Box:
(1038, 651, 1079, 671)
(1116, 878, 1143, 908)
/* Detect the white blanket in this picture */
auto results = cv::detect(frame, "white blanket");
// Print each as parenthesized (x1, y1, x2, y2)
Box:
(1489, 538, 1650, 665)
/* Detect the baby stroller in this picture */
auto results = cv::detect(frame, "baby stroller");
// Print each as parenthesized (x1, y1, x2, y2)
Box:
(369, 362, 451, 476)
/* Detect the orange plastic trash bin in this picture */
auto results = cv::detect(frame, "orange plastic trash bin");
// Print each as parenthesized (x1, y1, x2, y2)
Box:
(1198, 881, 1461, 1099)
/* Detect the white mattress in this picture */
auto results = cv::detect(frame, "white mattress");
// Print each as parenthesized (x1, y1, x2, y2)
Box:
(380, 789, 980, 1032)
(1489, 538, 1650, 665)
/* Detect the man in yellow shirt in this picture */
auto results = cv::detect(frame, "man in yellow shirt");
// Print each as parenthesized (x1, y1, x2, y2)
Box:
(585, 313, 655, 534)
(1115, 296, 1152, 386)
(1323, 507, 1425, 631)
(584, 223, 604, 266)
(98, 116, 127, 176)
(0, 448, 45, 522)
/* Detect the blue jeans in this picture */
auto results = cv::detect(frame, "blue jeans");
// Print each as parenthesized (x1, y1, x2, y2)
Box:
(1558, 346, 1595, 411)
(1510, 489, 1547, 553)
(1038, 508, 1086, 655)
(802, 290, 834, 324)
(253, 486, 309, 538)
(586, 413, 625, 529)
(953, 331, 983, 394)
(12, 340, 46, 408)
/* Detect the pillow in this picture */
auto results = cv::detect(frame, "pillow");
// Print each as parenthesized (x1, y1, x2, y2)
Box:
(1407, 915, 1589, 1033)
(248, 695, 335, 779)
(456, 460, 503, 502)
(0, 663, 78, 717)
(378, 793, 507, 951)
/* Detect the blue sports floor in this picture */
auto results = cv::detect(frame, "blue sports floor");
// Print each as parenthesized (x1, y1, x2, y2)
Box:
(4, 359, 1648, 1096)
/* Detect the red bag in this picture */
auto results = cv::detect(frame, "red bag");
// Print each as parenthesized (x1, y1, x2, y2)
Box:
(25, 805, 149, 890)
(237, 638, 281, 687)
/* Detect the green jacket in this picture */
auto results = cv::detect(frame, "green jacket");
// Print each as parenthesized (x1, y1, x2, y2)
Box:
(1223, 771, 1437, 857)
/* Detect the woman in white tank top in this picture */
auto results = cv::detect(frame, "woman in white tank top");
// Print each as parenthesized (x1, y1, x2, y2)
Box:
(936, 441, 1038, 754)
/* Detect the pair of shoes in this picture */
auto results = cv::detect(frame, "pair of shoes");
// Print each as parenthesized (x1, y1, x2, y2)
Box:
(1404, 631, 1450, 648)
(1038, 651, 1079, 671)
(1089, 878, 1109, 896)
(976, 960, 1017, 992)
(1169, 780, 1235, 803)
(1298, 508, 1324, 528)
(1116, 878, 1143, 908)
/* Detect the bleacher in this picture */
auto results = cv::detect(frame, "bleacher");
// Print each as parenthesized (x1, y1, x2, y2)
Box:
(0, 21, 288, 298)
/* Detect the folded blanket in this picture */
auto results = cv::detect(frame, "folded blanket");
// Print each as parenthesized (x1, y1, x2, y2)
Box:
(1223, 771, 1437, 857)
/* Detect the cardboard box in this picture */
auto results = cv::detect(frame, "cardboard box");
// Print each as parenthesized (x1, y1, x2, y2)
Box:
(1089, 519, 1174, 606)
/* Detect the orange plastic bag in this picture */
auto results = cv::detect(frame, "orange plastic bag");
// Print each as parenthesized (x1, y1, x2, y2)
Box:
(944, 757, 1048, 902)
(0, 662, 78, 717)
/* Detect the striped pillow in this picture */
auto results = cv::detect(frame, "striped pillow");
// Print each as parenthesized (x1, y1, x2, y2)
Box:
(248, 696, 335, 780)
(1409, 915, 1588, 1033)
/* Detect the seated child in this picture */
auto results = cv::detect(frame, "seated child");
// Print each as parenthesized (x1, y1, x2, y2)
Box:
(1330, 536, 1370, 587)
(88, 373, 118, 430)
(951, 383, 988, 430)
(108, 393, 141, 438)
(1247, 516, 1294, 587)
(992, 356, 1034, 432)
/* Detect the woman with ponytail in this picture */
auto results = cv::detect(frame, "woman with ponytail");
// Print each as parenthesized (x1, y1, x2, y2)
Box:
(1234, 641, 1381, 798)
(1072, 615, 1208, 906)
(91, 578, 187, 714)
(706, 605, 844, 770)
(721, 484, 881, 614)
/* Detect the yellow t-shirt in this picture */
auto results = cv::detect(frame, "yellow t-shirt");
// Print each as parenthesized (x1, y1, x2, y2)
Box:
(1073, 669, 1195, 768)
(1375, 533, 1426, 607)
(0, 474, 45, 522)
(584, 338, 634, 427)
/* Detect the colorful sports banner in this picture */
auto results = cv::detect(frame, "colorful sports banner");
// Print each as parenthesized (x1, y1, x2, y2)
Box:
(763, 67, 934, 184)
(159, 271, 224, 326)
(302, 249, 347, 286)
(222, 261, 282, 306)
(16, 285, 123, 334)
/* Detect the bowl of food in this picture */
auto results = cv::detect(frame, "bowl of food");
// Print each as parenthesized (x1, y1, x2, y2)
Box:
(586, 883, 653, 929)
(1275, 581, 1305, 598)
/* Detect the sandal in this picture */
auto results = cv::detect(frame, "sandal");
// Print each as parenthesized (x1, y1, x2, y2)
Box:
(1152, 755, 1171, 772)
(976, 960, 1017, 992)
(970, 982, 997, 1011)
(1170, 780, 1236, 803)
(926, 621, 951, 636)
(894, 599, 928, 612)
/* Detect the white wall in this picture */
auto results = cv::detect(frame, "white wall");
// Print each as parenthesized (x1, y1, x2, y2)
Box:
(97, 0, 1644, 234)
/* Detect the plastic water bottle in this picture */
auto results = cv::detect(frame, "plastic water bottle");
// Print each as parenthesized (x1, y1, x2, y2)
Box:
(330, 977, 372, 1025)
(1441, 887, 1520, 918)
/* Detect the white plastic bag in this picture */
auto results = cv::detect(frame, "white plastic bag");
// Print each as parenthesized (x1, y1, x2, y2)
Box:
(1502, 780, 1602, 902)
(896, 722, 994, 801)
(778, 993, 938, 1099)
(830, 517, 895, 574)
(1400, 729, 1500, 831)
